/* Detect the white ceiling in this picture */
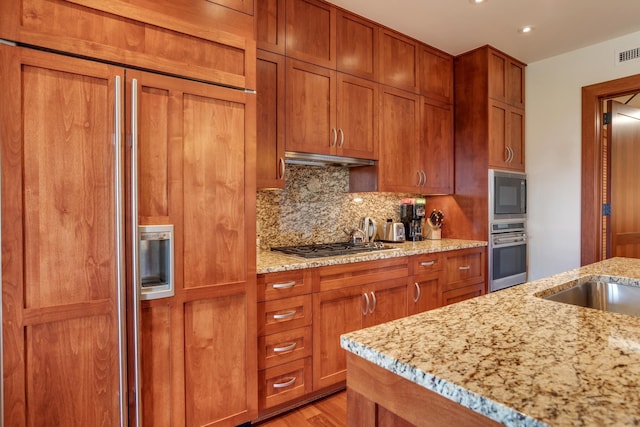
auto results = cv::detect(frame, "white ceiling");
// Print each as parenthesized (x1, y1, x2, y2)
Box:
(326, 0, 640, 64)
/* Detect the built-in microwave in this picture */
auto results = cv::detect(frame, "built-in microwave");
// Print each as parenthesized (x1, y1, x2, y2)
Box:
(489, 169, 527, 221)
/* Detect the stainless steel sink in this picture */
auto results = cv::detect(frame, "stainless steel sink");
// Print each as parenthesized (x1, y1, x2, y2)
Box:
(544, 281, 640, 317)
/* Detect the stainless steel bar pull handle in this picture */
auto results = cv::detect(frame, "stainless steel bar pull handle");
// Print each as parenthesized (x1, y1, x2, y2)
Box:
(114, 75, 128, 427)
(368, 291, 377, 314)
(362, 293, 370, 315)
(273, 377, 297, 389)
(420, 261, 435, 267)
(459, 265, 471, 270)
(331, 127, 337, 146)
(279, 157, 286, 180)
(273, 342, 297, 353)
(413, 282, 421, 303)
(130, 77, 142, 427)
(272, 281, 296, 290)
(273, 310, 297, 320)
(338, 128, 344, 147)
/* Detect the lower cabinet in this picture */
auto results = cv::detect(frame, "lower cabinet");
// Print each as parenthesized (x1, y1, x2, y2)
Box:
(256, 247, 486, 419)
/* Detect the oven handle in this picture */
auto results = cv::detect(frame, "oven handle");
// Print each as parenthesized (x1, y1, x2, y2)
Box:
(493, 239, 527, 248)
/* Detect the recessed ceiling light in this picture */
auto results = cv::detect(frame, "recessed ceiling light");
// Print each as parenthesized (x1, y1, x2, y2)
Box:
(518, 25, 534, 34)
(469, 0, 487, 4)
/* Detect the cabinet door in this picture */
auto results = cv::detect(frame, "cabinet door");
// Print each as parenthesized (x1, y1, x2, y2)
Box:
(0, 0, 254, 88)
(1, 45, 124, 426)
(130, 68, 257, 426)
(421, 98, 454, 194)
(408, 272, 441, 315)
(378, 86, 421, 193)
(419, 44, 453, 104)
(379, 28, 419, 93)
(285, 58, 337, 155)
(363, 278, 408, 328)
(488, 48, 526, 108)
(488, 99, 525, 172)
(443, 248, 485, 292)
(257, 50, 286, 189)
(285, 0, 336, 68)
(336, 10, 378, 81)
(313, 286, 364, 390)
(337, 73, 379, 160)
(256, 0, 285, 54)
(488, 99, 510, 169)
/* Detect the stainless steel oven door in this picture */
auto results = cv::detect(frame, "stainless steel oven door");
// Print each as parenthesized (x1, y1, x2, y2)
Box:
(489, 231, 527, 292)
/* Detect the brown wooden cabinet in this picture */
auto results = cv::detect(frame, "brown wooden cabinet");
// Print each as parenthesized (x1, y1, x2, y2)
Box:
(285, 0, 336, 68)
(257, 270, 314, 412)
(379, 28, 419, 93)
(374, 85, 423, 193)
(336, 9, 379, 81)
(313, 258, 409, 390)
(421, 97, 454, 194)
(257, 50, 286, 189)
(455, 45, 526, 176)
(408, 253, 443, 315)
(0, 0, 256, 89)
(441, 247, 486, 305)
(286, 58, 378, 159)
(488, 99, 525, 171)
(256, 0, 285, 54)
(419, 44, 454, 104)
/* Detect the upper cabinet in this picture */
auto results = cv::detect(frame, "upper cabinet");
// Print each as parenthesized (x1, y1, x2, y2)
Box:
(285, 0, 336, 68)
(488, 49, 526, 108)
(285, 58, 378, 160)
(419, 45, 454, 104)
(256, 0, 285, 54)
(336, 10, 379, 81)
(455, 45, 526, 174)
(0, 0, 256, 89)
(379, 28, 419, 94)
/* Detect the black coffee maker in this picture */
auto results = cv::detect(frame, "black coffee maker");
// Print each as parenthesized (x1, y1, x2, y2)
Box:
(400, 200, 426, 241)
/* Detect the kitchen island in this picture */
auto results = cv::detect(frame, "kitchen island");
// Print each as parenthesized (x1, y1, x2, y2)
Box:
(341, 257, 640, 426)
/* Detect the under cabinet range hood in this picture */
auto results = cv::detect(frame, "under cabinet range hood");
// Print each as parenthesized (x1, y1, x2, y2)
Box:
(285, 151, 375, 167)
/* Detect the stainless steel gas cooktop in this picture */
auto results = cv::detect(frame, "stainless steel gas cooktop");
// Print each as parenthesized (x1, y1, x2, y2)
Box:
(271, 242, 392, 258)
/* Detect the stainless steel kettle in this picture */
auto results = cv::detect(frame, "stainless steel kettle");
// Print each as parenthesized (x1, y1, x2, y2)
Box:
(360, 217, 377, 242)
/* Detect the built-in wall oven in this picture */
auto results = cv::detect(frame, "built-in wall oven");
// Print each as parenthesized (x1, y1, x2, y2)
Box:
(489, 221, 527, 292)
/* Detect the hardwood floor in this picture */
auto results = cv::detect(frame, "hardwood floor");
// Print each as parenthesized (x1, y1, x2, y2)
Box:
(255, 391, 347, 427)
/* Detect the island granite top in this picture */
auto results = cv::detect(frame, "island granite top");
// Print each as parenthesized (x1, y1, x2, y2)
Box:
(341, 257, 640, 427)
(257, 238, 487, 274)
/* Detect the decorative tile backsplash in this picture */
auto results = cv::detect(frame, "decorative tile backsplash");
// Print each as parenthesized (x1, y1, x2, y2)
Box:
(257, 165, 419, 248)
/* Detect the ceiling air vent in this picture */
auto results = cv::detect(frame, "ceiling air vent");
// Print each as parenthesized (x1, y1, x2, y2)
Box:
(616, 47, 640, 65)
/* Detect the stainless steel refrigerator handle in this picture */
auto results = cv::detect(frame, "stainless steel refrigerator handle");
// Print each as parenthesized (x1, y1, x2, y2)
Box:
(114, 75, 128, 427)
(130, 77, 143, 427)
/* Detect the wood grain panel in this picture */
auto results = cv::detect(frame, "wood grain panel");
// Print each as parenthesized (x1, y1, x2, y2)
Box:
(182, 91, 247, 287)
(419, 44, 454, 103)
(184, 293, 248, 426)
(256, 0, 285, 54)
(337, 73, 379, 160)
(1, 46, 123, 426)
(285, 0, 336, 68)
(0, 0, 253, 88)
(258, 326, 312, 370)
(336, 10, 378, 81)
(140, 303, 172, 426)
(379, 28, 418, 93)
(421, 98, 454, 194)
(27, 315, 120, 425)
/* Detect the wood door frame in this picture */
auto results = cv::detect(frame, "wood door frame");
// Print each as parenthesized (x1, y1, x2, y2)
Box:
(581, 73, 640, 265)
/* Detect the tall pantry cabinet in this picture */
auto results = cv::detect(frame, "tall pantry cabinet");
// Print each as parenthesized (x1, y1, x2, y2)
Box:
(0, 0, 257, 426)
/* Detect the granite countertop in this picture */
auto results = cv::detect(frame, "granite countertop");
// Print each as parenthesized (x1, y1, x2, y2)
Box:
(257, 238, 487, 274)
(340, 257, 640, 426)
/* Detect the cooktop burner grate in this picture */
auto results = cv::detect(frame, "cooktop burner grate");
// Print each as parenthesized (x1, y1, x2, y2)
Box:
(271, 241, 390, 258)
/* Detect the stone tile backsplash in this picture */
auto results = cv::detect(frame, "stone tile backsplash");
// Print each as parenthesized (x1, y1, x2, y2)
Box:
(257, 165, 418, 249)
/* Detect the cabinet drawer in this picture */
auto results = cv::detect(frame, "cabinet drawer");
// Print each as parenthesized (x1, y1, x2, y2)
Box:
(409, 253, 443, 274)
(258, 269, 312, 302)
(258, 295, 313, 335)
(258, 326, 312, 370)
(442, 282, 484, 306)
(443, 249, 485, 291)
(259, 357, 313, 410)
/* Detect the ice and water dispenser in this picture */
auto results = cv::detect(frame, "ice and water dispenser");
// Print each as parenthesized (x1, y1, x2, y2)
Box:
(139, 225, 174, 300)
